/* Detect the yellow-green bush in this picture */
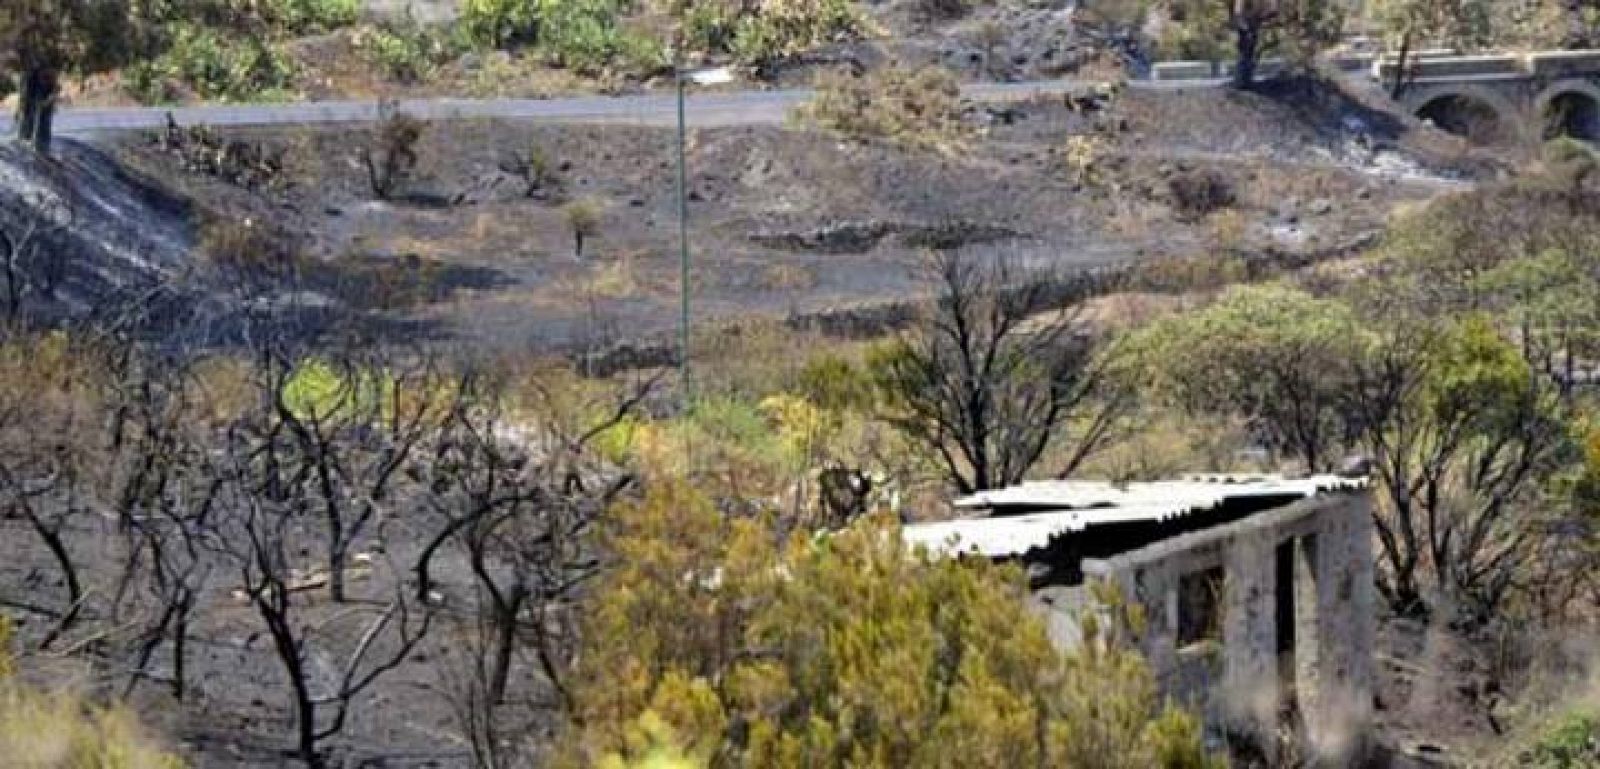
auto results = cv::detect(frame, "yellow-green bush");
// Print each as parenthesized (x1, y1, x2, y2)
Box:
(554, 483, 1218, 768)
(0, 618, 184, 769)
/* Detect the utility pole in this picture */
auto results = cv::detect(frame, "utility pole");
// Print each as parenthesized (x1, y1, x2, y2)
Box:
(672, 63, 730, 413)
(676, 64, 692, 412)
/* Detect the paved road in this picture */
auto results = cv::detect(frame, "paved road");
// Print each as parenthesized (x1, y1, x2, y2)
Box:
(0, 78, 1228, 136)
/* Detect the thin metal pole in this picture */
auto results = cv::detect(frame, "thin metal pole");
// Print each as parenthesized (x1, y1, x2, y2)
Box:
(676, 68, 692, 410)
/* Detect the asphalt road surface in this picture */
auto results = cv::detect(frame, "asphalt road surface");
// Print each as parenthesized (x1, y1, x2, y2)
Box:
(0, 78, 1229, 136)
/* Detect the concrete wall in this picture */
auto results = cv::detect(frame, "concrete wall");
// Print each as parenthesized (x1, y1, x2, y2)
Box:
(1082, 493, 1376, 764)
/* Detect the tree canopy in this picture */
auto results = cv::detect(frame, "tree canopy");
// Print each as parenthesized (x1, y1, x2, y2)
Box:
(554, 482, 1217, 769)
(0, 0, 137, 151)
(1112, 283, 1373, 473)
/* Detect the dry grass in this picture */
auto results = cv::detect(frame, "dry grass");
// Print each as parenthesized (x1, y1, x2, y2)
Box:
(792, 65, 972, 151)
(0, 619, 182, 769)
(0, 686, 184, 769)
(756, 262, 817, 292)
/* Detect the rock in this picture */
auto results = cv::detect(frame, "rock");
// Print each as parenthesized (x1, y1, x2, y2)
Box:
(1309, 197, 1334, 216)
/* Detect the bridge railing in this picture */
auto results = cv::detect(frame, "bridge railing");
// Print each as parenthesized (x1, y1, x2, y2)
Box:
(1371, 50, 1600, 83)
(1151, 49, 1600, 85)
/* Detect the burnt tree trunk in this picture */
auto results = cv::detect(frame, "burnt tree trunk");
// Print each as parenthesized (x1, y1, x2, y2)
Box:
(261, 593, 323, 768)
(487, 584, 527, 706)
(1389, 32, 1414, 100)
(1232, 25, 1261, 89)
(16, 67, 58, 153)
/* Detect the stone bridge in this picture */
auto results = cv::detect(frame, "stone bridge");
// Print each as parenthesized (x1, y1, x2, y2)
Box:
(1155, 49, 1600, 145)
(1376, 50, 1600, 144)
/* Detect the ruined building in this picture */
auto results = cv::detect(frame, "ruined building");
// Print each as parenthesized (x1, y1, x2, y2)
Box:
(902, 475, 1374, 763)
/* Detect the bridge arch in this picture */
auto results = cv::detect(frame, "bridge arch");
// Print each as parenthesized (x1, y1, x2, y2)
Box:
(1536, 79, 1600, 141)
(1408, 84, 1520, 145)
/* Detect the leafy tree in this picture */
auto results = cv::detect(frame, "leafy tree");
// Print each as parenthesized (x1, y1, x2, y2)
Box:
(1165, 0, 1343, 87)
(555, 482, 1218, 769)
(1344, 316, 1574, 619)
(1371, 0, 1493, 98)
(1115, 283, 1373, 473)
(870, 252, 1128, 494)
(1475, 249, 1600, 396)
(1375, 185, 1600, 319)
(0, 0, 137, 152)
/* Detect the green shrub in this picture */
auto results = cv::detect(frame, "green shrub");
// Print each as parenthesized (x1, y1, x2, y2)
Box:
(166, 0, 360, 35)
(125, 23, 297, 103)
(459, 0, 544, 48)
(457, 0, 662, 74)
(540, 0, 662, 73)
(1524, 711, 1600, 768)
(681, 0, 866, 66)
(555, 483, 1219, 768)
(354, 19, 455, 83)
(260, 0, 361, 34)
(282, 358, 398, 423)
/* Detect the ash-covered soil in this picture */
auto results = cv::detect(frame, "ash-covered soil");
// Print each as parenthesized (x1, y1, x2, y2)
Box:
(92, 78, 1467, 359)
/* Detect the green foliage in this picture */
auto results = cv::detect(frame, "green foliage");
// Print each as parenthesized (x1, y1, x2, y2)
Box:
(1152, 2, 1229, 60)
(678, 0, 867, 66)
(1523, 711, 1600, 768)
(796, 354, 872, 414)
(1, 0, 141, 147)
(121, 0, 367, 103)
(460, 0, 545, 48)
(1371, 0, 1495, 54)
(1421, 315, 1536, 421)
(0, 0, 135, 78)
(458, 0, 663, 73)
(125, 23, 297, 103)
(1161, 0, 1343, 81)
(1374, 186, 1600, 320)
(794, 65, 969, 150)
(159, 0, 362, 34)
(556, 482, 1217, 768)
(1114, 283, 1373, 472)
(354, 19, 455, 83)
(596, 713, 709, 769)
(281, 358, 394, 423)
(259, 0, 361, 34)
(1475, 249, 1600, 377)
